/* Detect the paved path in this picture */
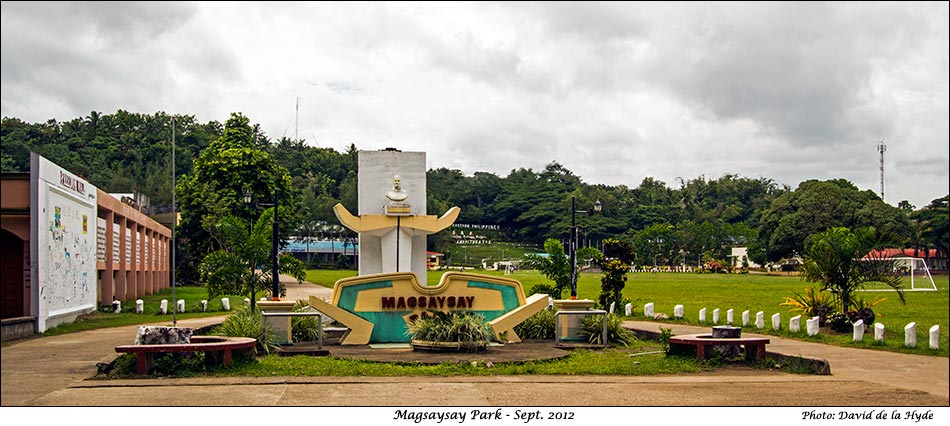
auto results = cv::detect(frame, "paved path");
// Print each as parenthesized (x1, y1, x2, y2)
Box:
(2, 280, 948, 407)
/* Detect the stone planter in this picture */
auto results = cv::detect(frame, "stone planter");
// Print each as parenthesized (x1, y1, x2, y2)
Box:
(410, 339, 489, 353)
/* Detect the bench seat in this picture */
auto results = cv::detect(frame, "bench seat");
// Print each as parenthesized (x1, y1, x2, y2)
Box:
(115, 336, 257, 374)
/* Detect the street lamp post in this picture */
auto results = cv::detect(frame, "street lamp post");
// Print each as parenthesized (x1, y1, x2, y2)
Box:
(570, 196, 602, 299)
(244, 189, 281, 304)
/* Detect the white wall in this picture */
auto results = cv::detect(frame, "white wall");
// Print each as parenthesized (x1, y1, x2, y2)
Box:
(30, 153, 98, 332)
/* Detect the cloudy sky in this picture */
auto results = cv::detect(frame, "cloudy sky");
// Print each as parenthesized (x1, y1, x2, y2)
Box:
(2, 2, 947, 208)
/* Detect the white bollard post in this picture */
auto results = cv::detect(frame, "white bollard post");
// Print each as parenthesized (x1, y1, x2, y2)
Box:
(699, 308, 707, 323)
(771, 313, 780, 330)
(874, 322, 885, 341)
(644, 303, 654, 318)
(755, 311, 765, 329)
(905, 322, 916, 348)
(201, 300, 208, 312)
(930, 325, 940, 350)
(726, 309, 734, 325)
(135, 299, 144, 314)
(112, 300, 121, 313)
(852, 319, 865, 342)
(807, 316, 820, 336)
(609, 302, 616, 314)
(624, 303, 632, 316)
(160, 299, 168, 315)
(244, 298, 251, 308)
(742, 310, 750, 327)
(712, 308, 720, 324)
(790, 315, 801, 332)
(221, 297, 230, 311)
(176, 299, 185, 313)
(673, 305, 684, 319)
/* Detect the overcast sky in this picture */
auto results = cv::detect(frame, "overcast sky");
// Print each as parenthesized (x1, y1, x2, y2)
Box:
(2, 2, 947, 209)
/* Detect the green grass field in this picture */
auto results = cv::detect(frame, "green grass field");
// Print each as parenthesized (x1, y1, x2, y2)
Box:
(305, 268, 949, 357)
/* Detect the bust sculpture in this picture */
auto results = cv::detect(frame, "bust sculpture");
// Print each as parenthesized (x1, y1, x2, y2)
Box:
(385, 175, 408, 203)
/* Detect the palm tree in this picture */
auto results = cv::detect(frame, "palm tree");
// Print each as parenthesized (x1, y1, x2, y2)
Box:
(198, 208, 306, 310)
(800, 226, 904, 313)
(522, 239, 571, 299)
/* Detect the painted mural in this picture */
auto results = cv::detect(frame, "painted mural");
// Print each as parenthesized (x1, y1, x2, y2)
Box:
(42, 189, 97, 317)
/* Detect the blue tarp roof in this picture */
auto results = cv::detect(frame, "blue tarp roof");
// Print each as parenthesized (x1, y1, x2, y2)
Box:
(284, 240, 357, 253)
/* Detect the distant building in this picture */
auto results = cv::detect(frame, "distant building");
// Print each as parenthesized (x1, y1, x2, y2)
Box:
(283, 239, 358, 266)
(729, 247, 761, 269)
(865, 248, 947, 271)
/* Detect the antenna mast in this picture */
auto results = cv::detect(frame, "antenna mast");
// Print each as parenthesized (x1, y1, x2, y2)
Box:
(878, 140, 886, 201)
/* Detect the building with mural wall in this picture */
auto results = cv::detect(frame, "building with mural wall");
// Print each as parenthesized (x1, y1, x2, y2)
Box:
(1, 153, 171, 340)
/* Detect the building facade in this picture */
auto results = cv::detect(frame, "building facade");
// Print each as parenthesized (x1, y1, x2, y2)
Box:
(1, 153, 171, 339)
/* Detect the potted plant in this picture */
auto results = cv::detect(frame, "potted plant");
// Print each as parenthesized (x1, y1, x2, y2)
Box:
(407, 311, 492, 352)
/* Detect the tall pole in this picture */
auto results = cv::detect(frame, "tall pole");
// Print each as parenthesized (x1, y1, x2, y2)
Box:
(171, 118, 177, 326)
(271, 189, 280, 300)
(570, 196, 577, 300)
(878, 140, 886, 201)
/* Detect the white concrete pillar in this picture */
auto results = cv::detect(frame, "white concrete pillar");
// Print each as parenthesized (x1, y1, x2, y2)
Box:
(243, 298, 251, 309)
(112, 300, 121, 314)
(807, 316, 820, 336)
(673, 305, 684, 319)
(609, 302, 616, 314)
(699, 308, 707, 323)
(135, 299, 143, 314)
(874, 322, 885, 341)
(160, 299, 168, 315)
(221, 297, 230, 311)
(930, 325, 940, 350)
(176, 299, 185, 313)
(755, 311, 765, 329)
(712, 308, 720, 324)
(644, 303, 654, 318)
(624, 303, 632, 316)
(742, 310, 750, 326)
(771, 313, 781, 330)
(852, 319, 865, 342)
(790, 315, 801, 332)
(905, 322, 916, 348)
(726, 309, 734, 325)
(201, 300, 208, 312)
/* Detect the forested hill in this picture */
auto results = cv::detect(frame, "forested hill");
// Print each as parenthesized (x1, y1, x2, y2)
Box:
(3, 110, 946, 266)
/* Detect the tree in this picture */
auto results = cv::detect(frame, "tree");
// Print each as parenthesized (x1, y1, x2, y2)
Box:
(598, 239, 635, 311)
(800, 227, 904, 313)
(757, 179, 910, 263)
(198, 209, 305, 309)
(522, 239, 571, 299)
(177, 113, 297, 283)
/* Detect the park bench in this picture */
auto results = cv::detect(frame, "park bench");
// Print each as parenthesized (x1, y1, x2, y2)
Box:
(668, 333, 769, 361)
(115, 336, 257, 374)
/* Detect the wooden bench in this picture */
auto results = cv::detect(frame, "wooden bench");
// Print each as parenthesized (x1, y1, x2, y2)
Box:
(115, 336, 257, 374)
(668, 334, 769, 361)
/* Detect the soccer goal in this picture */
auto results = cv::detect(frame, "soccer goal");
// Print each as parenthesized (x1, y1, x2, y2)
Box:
(858, 257, 938, 292)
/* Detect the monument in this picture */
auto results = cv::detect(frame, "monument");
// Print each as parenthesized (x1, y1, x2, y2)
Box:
(310, 149, 548, 344)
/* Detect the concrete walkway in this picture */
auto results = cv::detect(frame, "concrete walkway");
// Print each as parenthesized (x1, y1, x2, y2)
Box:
(2, 280, 948, 407)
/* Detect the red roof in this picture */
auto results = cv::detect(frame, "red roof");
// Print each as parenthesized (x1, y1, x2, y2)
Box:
(865, 248, 943, 259)
(427, 251, 443, 256)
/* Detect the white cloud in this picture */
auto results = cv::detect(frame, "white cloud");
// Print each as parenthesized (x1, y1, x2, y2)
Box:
(2, 1, 947, 208)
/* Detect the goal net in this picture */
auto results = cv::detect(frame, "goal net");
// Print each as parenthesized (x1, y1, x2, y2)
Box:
(858, 257, 938, 292)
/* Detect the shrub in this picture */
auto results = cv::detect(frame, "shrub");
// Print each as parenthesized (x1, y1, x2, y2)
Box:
(211, 308, 278, 354)
(781, 285, 834, 326)
(407, 311, 493, 344)
(514, 308, 556, 340)
(291, 300, 324, 343)
(580, 313, 636, 346)
(659, 327, 674, 356)
(827, 312, 853, 333)
(527, 283, 560, 299)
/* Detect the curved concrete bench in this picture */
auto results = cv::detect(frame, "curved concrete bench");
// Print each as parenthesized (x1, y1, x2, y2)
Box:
(669, 333, 769, 361)
(115, 336, 257, 374)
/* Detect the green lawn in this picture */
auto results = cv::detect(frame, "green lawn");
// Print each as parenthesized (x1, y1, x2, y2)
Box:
(40, 287, 247, 336)
(306, 268, 949, 357)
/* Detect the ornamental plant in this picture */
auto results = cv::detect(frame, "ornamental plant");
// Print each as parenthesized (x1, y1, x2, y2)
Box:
(407, 311, 493, 344)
